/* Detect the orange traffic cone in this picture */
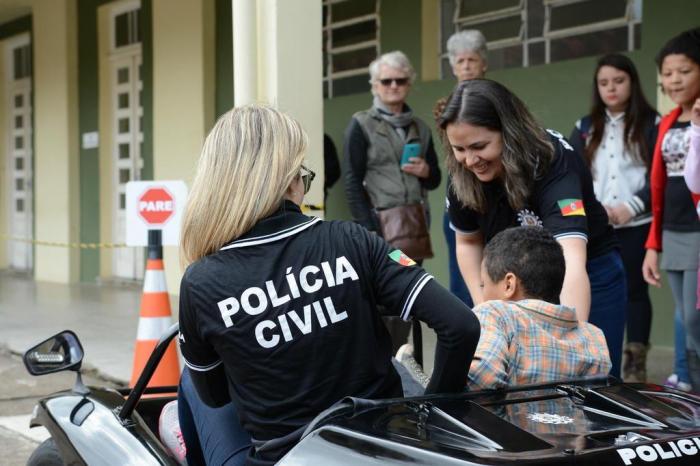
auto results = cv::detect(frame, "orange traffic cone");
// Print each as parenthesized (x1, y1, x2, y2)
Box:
(130, 230, 180, 387)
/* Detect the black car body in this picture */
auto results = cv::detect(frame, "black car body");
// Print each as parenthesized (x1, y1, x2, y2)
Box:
(24, 327, 700, 466)
(280, 378, 700, 465)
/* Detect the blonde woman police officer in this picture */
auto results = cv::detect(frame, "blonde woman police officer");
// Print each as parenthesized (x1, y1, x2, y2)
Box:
(177, 105, 480, 466)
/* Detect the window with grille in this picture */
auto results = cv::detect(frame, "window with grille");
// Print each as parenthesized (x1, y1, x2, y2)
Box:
(440, 0, 641, 76)
(12, 44, 31, 80)
(114, 7, 141, 48)
(323, 0, 380, 98)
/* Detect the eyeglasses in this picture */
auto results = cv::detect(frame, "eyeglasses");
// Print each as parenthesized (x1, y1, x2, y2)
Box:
(379, 77, 409, 87)
(300, 165, 316, 194)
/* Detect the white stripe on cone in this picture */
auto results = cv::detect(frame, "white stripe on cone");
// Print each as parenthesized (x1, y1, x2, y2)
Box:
(137, 316, 174, 341)
(143, 269, 168, 293)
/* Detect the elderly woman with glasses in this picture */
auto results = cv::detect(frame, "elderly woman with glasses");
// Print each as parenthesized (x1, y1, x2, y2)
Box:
(177, 105, 479, 466)
(344, 51, 441, 356)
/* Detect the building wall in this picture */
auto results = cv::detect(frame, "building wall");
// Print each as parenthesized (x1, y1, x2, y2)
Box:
(33, 0, 80, 283)
(152, 0, 215, 293)
(0, 38, 7, 270)
(0, 16, 32, 270)
(255, 0, 324, 209)
(85, 0, 153, 281)
(97, 2, 113, 279)
(77, 1, 101, 281)
(215, 0, 233, 118)
(0, 0, 693, 346)
(322, 0, 700, 346)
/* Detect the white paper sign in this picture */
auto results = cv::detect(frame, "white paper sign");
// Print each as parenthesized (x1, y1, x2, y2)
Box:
(82, 131, 99, 149)
(126, 180, 188, 246)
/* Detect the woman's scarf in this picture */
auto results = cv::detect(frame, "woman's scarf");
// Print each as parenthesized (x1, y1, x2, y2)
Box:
(373, 96, 414, 140)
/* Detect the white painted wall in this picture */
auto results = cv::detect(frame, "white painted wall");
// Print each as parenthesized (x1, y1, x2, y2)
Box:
(152, 0, 215, 293)
(232, 0, 324, 211)
(32, 0, 79, 283)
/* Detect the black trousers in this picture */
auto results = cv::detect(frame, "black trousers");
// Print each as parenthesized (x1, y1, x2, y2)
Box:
(618, 223, 653, 345)
(382, 317, 423, 365)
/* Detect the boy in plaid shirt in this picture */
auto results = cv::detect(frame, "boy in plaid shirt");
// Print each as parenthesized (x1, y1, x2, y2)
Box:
(467, 226, 611, 390)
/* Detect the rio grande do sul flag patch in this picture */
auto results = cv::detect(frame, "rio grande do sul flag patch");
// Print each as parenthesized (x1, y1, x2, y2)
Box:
(389, 250, 416, 266)
(558, 198, 585, 216)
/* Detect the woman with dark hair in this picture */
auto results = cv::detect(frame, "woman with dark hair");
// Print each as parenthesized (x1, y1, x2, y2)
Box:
(439, 30, 488, 308)
(569, 53, 658, 383)
(439, 79, 627, 377)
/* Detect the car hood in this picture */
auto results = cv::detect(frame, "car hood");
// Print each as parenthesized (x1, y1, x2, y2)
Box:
(280, 378, 700, 465)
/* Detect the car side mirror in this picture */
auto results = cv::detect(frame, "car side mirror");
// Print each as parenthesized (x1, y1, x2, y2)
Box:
(23, 330, 84, 376)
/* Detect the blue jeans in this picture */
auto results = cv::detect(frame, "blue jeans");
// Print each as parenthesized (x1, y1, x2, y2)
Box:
(675, 307, 690, 383)
(667, 269, 700, 353)
(443, 212, 473, 307)
(587, 250, 627, 379)
(178, 368, 251, 466)
(178, 362, 419, 465)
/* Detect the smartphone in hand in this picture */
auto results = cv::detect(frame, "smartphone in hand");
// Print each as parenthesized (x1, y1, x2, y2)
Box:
(400, 143, 421, 166)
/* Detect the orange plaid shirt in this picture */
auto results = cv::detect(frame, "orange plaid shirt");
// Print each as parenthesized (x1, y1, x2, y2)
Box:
(468, 299, 611, 390)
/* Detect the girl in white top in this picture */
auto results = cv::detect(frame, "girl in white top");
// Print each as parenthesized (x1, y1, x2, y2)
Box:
(570, 53, 658, 383)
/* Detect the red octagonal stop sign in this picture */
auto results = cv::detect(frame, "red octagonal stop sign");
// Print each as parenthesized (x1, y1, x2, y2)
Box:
(138, 187, 174, 225)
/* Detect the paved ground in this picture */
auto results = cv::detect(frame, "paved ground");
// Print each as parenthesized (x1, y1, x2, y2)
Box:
(0, 426, 37, 466)
(0, 270, 151, 384)
(0, 348, 120, 465)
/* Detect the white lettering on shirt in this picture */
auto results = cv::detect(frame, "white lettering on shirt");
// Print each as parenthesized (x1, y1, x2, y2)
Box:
(216, 256, 360, 347)
(335, 256, 359, 285)
(299, 265, 323, 293)
(251, 296, 349, 349)
(312, 301, 328, 328)
(288, 305, 313, 335)
(324, 296, 348, 323)
(321, 261, 336, 287)
(255, 320, 279, 348)
(218, 297, 240, 328)
(241, 287, 268, 315)
(266, 280, 291, 307)
(278, 314, 293, 342)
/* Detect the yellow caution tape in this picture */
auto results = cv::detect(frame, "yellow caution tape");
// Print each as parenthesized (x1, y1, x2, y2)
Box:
(1, 235, 128, 249)
(3, 203, 326, 247)
(302, 203, 325, 212)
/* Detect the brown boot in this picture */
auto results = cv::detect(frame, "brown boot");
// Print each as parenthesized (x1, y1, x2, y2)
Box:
(623, 342, 649, 383)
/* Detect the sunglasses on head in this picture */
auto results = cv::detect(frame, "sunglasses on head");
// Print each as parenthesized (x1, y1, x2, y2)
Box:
(300, 165, 316, 194)
(379, 77, 409, 87)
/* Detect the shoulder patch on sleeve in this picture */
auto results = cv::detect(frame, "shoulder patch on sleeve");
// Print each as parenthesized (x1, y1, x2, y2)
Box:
(389, 249, 416, 266)
(557, 198, 586, 216)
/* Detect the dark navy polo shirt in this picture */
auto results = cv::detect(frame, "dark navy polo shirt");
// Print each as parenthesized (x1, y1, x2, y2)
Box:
(178, 200, 432, 460)
(448, 130, 617, 259)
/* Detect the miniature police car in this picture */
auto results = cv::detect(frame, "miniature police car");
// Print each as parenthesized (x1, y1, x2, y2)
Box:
(23, 325, 700, 466)
(279, 376, 700, 465)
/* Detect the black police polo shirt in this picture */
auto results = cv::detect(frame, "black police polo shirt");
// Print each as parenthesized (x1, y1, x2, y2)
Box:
(448, 130, 617, 259)
(178, 201, 432, 453)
